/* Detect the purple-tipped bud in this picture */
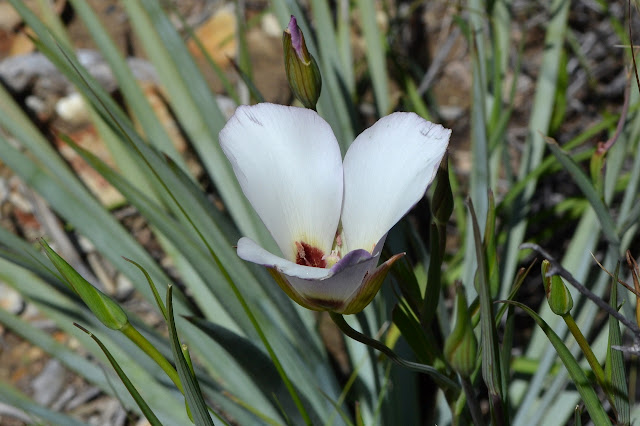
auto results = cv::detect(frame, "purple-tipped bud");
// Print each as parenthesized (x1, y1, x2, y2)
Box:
(283, 15, 322, 109)
(287, 16, 305, 61)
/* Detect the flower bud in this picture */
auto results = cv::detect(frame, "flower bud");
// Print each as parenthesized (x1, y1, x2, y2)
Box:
(283, 15, 322, 110)
(542, 260, 573, 316)
(444, 284, 478, 377)
(41, 240, 128, 330)
(431, 156, 453, 226)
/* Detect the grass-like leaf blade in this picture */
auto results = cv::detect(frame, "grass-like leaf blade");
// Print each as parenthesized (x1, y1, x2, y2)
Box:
(502, 301, 612, 426)
(75, 323, 162, 426)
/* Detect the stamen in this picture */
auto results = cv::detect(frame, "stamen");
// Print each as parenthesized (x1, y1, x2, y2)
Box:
(323, 249, 341, 268)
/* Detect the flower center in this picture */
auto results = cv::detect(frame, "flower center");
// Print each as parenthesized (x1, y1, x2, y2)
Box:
(295, 241, 327, 268)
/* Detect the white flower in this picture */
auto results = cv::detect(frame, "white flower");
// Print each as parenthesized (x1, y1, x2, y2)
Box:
(219, 103, 450, 314)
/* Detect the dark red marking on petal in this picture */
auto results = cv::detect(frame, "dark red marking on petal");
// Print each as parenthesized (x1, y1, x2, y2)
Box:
(305, 297, 343, 311)
(295, 241, 327, 268)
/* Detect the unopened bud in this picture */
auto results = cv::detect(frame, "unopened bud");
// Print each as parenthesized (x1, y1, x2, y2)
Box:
(542, 260, 573, 316)
(444, 284, 477, 377)
(431, 156, 453, 225)
(41, 240, 128, 330)
(283, 15, 322, 110)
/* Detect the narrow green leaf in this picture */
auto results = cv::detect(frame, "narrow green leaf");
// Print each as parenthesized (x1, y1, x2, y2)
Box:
(335, 0, 354, 95)
(75, 324, 162, 426)
(389, 254, 422, 317)
(1, 5, 313, 422)
(0, 227, 63, 287)
(0, 259, 191, 425)
(500, 0, 570, 292)
(484, 192, 499, 298)
(0, 381, 88, 426)
(66, 0, 188, 172)
(495, 260, 534, 323)
(422, 224, 442, 327)
(498, 115, 618, 210)
(124, 258, 168, 321)
(229, 58, 265, 103)
(606, 265, 629, 425)
(502, 301, 612, 426)
(549, 48, 569, 134)
(403, 78, 432, 121)
(468, 199, 504, 422)
(331, 312, 460, 392)
(392, 302, 437, 364)
(166, 286, 215, 425)
(356, 0, 389, 115)
(170, 5, 239, 104)
(546, 138, 620, 246)
(186, 317, 321, 425)
(123, 0, 271, 247)
(462, 21, 490, 294)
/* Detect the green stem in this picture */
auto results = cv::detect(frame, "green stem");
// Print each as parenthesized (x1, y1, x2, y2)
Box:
(460, 375, 484, 426)
(329, 312, 460, 392)
(562, 313, 612, 406)
(120, 322, 183, 393)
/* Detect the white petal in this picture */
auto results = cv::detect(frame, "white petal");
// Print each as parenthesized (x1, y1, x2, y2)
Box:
(237, 237, 330, 280)
(237, 237, 380, 310)
(220, 103, 343, 261)
(341, 113, 450, 252)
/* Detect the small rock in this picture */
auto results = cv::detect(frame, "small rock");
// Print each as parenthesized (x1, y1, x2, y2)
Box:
(51, 386, 76, 411)
(0, 178, 8, 203)
(56, 92, 90, 125)
(216, 95, 237, 120)
(32, 359, 66, 406)
(187, 5, 237, 67)
(261, 13, 281, 38)
(0, 3, 22, 31)
(87, 252, 117, 295)
(115, 273, 134, 299)
(0, 402, 31, 423)
(0, 282, 25, 315)
(8, 177, 33, 212)
(66, 387, 101, 410)
(25, 95, 47, 115)
(439, 106, 464, 121)
(77, 235, 95, 252)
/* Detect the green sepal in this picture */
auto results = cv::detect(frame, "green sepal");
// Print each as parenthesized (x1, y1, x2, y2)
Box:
(341, 253, 404, 314)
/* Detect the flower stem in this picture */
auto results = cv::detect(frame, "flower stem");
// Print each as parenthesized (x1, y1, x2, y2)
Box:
(562, 313, 612, 405)
(120, 322, 183, 393)
(329, 312, 460, 392)
(460, 375, 484, 426)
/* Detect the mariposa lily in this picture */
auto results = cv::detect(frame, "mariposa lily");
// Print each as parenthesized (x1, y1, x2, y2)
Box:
(219, 103, 450, 314)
